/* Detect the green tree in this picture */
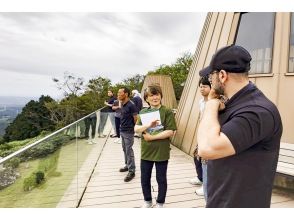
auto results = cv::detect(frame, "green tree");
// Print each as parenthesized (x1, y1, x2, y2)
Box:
(121, 74, 145, 93)
(86, 76, 112, 108)
(46, 75, 113, 129)
(45, 95, 80, 128)
(3, 96, 55, 142)
(110, 74, 145, 98)
(147, 52, 192, 100)
(46, 73, 87, 128)
(53, 71, 84, 97)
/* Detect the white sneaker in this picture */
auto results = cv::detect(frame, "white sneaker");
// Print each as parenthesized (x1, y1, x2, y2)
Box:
(114, 138, 119, 143)
(190, 177, 202, 185)
(155, 203, 164, 208)
(114, 138, 122, 144)
(141, 201, 153, 208)
(87, 139, 96, 144)
(195, 186, 204, 196)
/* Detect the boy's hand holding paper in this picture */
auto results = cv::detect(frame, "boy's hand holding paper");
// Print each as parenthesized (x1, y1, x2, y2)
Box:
(139, 110, 164, 135)
(149, 119, 160, 128)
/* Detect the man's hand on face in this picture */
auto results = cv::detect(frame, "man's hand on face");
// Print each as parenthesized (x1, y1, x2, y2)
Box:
(208, 88, 226, 111)
(208, 88, 220, 100)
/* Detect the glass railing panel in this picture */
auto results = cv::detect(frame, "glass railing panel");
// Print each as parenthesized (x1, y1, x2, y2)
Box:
(0, 123, 79, 208)
(0, 109, 113, 208)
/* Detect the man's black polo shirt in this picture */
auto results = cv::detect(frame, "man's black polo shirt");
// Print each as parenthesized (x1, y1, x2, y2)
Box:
(206, 81, 283, 208)
(120, 100, 138, 134)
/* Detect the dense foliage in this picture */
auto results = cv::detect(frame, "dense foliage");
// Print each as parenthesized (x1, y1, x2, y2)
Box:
(3, 96, 55, 142)
(147, 52, 193, 100)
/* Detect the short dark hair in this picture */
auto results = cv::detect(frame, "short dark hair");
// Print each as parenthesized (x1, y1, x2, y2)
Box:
(121, 87, 130, 97)
(144, 85, 163, 103)
(198, 76, 211, 88)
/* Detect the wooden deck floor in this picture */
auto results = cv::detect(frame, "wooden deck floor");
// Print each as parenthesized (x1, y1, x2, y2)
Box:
(78, 134, 294, 208)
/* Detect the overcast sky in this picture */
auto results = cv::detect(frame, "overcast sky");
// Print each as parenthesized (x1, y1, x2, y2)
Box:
(0, 12, 206, 98)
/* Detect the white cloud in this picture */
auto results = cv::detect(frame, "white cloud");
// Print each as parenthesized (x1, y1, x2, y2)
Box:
(0, 69, 60, 98)
(0, 12, 206, 98)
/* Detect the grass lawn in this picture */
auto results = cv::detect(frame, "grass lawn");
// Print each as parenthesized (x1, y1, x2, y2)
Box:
(0, 139, 94, 207)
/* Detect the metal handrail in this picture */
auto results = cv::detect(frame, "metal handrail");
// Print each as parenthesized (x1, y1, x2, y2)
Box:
(0, 108, 103, 165)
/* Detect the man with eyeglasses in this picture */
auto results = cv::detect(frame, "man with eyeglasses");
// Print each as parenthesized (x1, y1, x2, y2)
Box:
(197, 45, 283, 208)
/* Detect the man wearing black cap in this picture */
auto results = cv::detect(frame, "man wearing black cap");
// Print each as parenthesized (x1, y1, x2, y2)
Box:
(197, 45, 283, 208)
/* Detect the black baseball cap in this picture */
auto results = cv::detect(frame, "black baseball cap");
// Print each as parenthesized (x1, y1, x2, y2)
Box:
(199, 66, 212, 77)
(203, 45, 252, 77)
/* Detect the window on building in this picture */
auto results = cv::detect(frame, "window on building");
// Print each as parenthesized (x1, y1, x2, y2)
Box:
(235, 12, 275, 74)
(289, 13, 294, 73)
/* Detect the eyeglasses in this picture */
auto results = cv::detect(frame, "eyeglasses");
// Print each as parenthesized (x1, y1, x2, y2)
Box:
(208, 70, 219, 83)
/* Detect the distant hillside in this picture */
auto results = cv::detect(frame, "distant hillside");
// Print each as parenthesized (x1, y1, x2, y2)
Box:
(0, 96, 37, 107)
(0, 96, 37, 137)
(0, 118, 12, 136)
(0, 106, 23, 137)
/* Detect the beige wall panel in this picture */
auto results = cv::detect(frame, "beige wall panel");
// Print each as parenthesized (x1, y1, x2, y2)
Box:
(254, 75, 279, 104)
(279, 13, 291, 74)
(278, 75, 294, 143)
(203, 13, 226, 66)
(277, 13, 293, 144)
(172, 13, 219, 148)
(228, 13, 240, 44)
(271, 13, 284, 74)
(218, 13, 235, 47)
(180, 91, 202, 153)
(187, 92, 202, 155)
(189, 122, 199, 155)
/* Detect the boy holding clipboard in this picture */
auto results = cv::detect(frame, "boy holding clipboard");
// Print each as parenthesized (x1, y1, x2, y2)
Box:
(135, 85, 177, 208)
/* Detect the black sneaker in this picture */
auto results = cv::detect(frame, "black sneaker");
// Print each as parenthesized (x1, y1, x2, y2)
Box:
(124, 172, 135, 182)
(119, 166, 128, 172)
